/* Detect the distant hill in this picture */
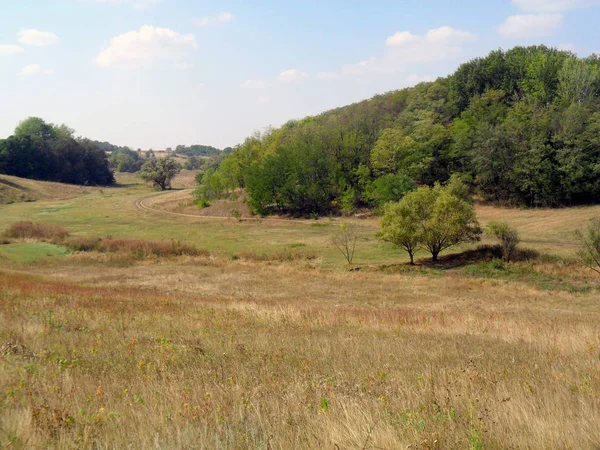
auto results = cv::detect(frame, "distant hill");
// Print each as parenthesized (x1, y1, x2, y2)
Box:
(201, 45, 600, 215)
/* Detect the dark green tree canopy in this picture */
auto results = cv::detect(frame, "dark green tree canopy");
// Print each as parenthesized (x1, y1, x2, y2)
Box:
(0, 117, 114, 186)
(197, 46, 600, 215)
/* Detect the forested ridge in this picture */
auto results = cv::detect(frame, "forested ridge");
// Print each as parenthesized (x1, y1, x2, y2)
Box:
(200, 45, 600, 215)
(0, 118, 114, 186)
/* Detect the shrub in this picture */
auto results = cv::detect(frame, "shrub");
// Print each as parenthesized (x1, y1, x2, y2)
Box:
(65, 236, 208, 259)
(486, 221, 520, 262)
(576, 219, 600, 275)
(332, 223, 357, 264)
(97, 238, 205, 258)
(195, 198, 211, 208)
(63, 237, 102, 252)
(4, 221, 69, 241)
(231, 208, 242, 221)
(238, 248, 316, 262)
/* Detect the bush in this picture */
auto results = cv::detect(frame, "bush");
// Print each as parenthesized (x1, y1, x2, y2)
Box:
(486, 221, 520, 262)
(237, 248, 316, 262)
(97, 238, 205, 258)
(576, 219, 600, 275)
(4, 221, 69, 241)
(65, 236, 208, 259)
(332, 223, 357, 264)
(63, 237, 102, 252)
(195, 198, 211, 208)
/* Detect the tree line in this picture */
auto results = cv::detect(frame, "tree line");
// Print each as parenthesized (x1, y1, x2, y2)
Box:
(0, 118, 114, 186)
(198, 46, 600, 215)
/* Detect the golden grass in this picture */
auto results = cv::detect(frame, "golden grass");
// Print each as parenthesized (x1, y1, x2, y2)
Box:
(1, 253, 600, 448)
(0, 175, 91, 205)
(2, 176, 600, 448)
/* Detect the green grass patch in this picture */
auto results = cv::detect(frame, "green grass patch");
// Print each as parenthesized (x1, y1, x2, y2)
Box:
(463, 260, 594, 293)
(0, 242, 67, 263)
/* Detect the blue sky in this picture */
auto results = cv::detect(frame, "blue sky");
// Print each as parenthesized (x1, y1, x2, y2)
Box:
(1, 0, 599, 149)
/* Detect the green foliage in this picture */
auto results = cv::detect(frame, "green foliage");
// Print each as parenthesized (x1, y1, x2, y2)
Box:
(106, 147, 143, 173)
(174, 144, 221, 157)
(0, 117, 115, 186)
(196, 46, 600, 215)
(378, 179, 481, 262)
(230, 208, 242, 221)
(486, 221, 520, 262)
(138, 157, 181, 190)
(576, 219, 600, 275)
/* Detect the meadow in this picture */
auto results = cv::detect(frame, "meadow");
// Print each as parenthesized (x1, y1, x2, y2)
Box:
(1, 173, 600, 449)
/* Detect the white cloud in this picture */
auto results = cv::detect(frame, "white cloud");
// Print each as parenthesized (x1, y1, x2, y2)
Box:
(242, 79, 266, 89)
(95, 25, 197, 68)
(18, 29, 59, 47)
(425, 26, 477, 44)
(345, 26, 477, 76)
(386, 27, 476, 48)
(317, 72, 340, 80)
(278, 69, 308, 83)
(512, 0, 598, 12)
(19, 64, 54, 76)
(194, 12, 233, 27)
(0, 44, 24, 56)
(257, 96, 271, 104)
(85, 0, 160, 9)
(385, 31, 420, 47)
(497, 14, 563, 38)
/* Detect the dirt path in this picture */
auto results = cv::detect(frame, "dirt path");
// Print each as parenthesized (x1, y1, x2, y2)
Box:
(133, 190, 321, 225)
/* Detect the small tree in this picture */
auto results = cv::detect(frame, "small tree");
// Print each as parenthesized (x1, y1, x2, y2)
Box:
(376, 196, 422, 264)
(377, 180, 481, 263)
(139, 157, 181, 190)
(332, 223, 357, 264)
(486, 221, 520, 262)
(419, 183, 481, 261)
(576, 219, 600, 275)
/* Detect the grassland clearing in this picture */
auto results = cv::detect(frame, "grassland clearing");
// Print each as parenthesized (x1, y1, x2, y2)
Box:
(1, 174, 600, 448)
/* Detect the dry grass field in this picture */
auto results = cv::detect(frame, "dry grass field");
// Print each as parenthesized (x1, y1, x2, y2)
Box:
(1, 173, 600, 449)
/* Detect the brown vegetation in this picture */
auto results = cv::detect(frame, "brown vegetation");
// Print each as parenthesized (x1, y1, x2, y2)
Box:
(3, 221, 70, 241)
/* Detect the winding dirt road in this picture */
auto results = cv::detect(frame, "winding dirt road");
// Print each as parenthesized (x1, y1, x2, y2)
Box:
(133, 190, 323, 225)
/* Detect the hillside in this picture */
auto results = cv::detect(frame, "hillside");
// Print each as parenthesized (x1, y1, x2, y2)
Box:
(199, 45, 600, 215)
(0, 174, 91, 204)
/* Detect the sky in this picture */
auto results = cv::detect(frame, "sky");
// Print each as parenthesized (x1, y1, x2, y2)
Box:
(1, 0, 599, 150)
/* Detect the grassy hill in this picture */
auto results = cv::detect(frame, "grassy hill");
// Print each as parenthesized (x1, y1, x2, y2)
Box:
(1, 173, 600, 447)
(0, 174, 92, 205)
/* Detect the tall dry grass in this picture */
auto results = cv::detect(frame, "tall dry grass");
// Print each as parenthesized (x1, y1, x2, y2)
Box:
(1, 257, 600, 449)
(3, 221, 69, 241)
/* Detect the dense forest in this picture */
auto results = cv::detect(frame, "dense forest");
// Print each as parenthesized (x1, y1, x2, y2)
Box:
(174, 144, 225, 157)
(199, 46, 600, 215)
(0, 118, 115, 186)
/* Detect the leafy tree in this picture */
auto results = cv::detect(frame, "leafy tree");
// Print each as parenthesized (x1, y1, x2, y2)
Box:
(139, 157, 181, 190)
(418, 182, 481, 261)
(376, 195, 423, 264)
(378, 179, 480, 262)
(196, 45, 600, 214)
(0, 117, 114, 185)
(486, 221, 520, 262)
(576, 219, 600, 275)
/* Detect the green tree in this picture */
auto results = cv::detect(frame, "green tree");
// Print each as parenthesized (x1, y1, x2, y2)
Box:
(376, 195, 423, 264)
(419, 183, 481, 261)
(576, 219, 600, 275)
(139, 157, 181, 190)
